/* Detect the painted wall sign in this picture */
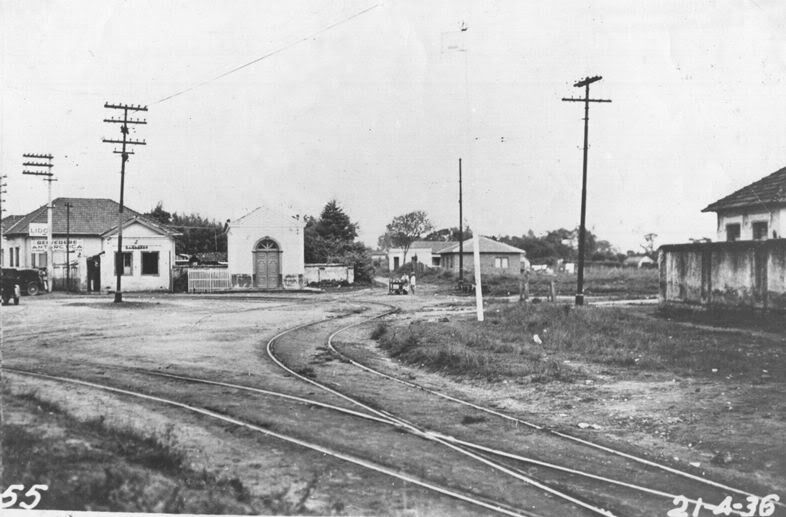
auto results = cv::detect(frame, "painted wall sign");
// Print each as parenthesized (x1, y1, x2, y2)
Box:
(28, 223, 48, 237)
(32, 238, 83, 253)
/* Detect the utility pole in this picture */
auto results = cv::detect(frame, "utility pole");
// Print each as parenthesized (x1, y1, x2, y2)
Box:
(0, 175, 7, 266)
(65, 202, 72, 292)
(22, 153, 56, 292)
(458, 157, 464, 284)
(562, 76, 611, 306)
(102, 102, 147, 303)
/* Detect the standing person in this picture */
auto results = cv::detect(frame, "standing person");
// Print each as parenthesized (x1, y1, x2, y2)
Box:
(409, 272, 416, 295)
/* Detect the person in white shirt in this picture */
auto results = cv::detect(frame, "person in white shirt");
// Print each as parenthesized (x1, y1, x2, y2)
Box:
(409, 273, 416, 295)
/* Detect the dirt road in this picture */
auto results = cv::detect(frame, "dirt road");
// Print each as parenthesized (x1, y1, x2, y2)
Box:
(2, 289, 782, 516)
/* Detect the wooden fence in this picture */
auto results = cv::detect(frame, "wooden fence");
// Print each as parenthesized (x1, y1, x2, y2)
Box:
(187, 268, 231, 293)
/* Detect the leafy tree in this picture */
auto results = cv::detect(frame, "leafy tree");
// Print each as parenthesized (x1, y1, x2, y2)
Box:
(424, 226, 472, 242)
(641, 233, 658, 259)
(303, 200, 373, 283)
(380, 211, 433, 264)
(144, 202, 226, 255)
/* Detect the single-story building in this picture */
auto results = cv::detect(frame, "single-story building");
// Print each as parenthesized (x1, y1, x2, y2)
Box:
(439, 235, 529, 276)
(227, 206, 305, 289)
(2, 197, 179, 292)
(387, 240, 457, 271)
(702, 166, 786, 241)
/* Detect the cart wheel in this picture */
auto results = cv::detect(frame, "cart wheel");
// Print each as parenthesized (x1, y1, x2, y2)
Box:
(27, 282, 40, 296)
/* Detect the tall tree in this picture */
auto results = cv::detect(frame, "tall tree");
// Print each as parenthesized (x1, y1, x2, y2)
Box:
(381, 211, 433, 264)
(303, 200, 373, 282)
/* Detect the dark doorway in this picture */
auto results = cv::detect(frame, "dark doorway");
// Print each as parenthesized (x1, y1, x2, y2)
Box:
(87, 255, 101, 292)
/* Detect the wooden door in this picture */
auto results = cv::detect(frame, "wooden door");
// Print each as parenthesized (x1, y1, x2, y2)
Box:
(254, 238, 280, 288)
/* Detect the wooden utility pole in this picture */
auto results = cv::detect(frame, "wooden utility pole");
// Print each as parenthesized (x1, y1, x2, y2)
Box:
(0, 175, 6, 265)
(102, 102, 147, 303)
(458, 157, 464, 283)
(65, 201, 72, 292)
(562, 76, 611, 306)
(22, 153, 56, 292)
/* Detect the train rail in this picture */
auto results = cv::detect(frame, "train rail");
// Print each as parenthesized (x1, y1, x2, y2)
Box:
(328, 301, 775, 497)
(3, 367, 539, 517)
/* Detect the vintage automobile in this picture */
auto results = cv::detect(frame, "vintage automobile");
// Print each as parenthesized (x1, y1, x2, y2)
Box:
(1, 270, 21, 305)
(1, 268, 47, 295)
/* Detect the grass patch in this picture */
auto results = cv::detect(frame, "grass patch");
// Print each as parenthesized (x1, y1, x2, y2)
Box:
(2, 392, 255, 513)
(377, 303, 786, 382)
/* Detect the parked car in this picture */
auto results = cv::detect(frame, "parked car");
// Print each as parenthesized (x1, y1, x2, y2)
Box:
(1, 268, 47, 295)
(1, 271, 21, 305)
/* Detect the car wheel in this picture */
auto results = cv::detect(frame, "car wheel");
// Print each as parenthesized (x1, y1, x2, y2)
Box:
(27, 282, 40, 296)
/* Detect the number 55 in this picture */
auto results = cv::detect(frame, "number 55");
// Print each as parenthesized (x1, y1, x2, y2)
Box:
(19, 485, 48, 509)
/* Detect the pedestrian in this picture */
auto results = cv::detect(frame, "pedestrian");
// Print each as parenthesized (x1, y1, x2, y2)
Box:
(409, 272, 416, 295)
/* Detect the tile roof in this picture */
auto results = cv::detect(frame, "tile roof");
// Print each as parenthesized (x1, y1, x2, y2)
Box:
(410, 240, 458, 253)
(439, 235, 527, 255)
(4, 198, 171, 236)
(1, 215, 24, 233)
(703, 166, 786, 213)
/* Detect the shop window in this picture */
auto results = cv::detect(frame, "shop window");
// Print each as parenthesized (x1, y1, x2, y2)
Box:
(752, 221, 768, 240)
(726, 224, 740, 242)
(494, 257, 509, 268)
(31, 252, 47, 268)
(115, 252, 133, 276)
(141, 252, 159, 275)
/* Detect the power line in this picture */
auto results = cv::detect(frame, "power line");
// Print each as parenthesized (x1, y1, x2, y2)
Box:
(156, 3, 379, 104)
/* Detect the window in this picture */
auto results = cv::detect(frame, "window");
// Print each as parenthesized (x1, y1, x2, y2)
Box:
(752, 221, 768, 240)
(115, 252, 133, 276)
(31, 252, 47, 268)
(494, 257, 510, 268)
(141, 252, 159, 275)
(726, 224, 740, 242)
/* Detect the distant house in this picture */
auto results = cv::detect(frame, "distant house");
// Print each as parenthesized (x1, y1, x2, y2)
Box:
(3, 198, 179, 292)
(623, 254, 655, 268)
(439, 236, 528, 276)
(387, 240, 457, 271)
(703, 166, 786, 241)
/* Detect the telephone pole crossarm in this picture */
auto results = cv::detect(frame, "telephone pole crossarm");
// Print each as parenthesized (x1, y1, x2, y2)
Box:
(102, 101, 148, 303)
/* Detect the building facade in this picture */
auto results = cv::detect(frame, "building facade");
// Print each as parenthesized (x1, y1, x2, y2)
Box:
(386, 240, 457, 271)
(226, 206, 305, 289)
(703, 166, 786, 241)
(2, 198, 179, 292)
(439, 236, 528, 276)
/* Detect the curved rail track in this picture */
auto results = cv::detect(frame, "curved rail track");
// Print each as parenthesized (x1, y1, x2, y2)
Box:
(5, 294, 781, 516)
(266, 299, 779, 516)
(4, 367, 538, 517)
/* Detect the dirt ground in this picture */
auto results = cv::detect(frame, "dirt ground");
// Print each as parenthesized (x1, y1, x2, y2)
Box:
(1, 287, 784, 515)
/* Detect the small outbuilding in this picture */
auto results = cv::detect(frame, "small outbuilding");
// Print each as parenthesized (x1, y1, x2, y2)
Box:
(226, 206, 305, 289)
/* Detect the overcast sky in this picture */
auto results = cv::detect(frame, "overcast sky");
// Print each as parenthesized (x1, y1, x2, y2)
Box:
(3, 0, 786, 252)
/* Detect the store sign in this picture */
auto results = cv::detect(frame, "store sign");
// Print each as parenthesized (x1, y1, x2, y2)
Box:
(32, 238, 84, 253)
(29, 223, 48, 237)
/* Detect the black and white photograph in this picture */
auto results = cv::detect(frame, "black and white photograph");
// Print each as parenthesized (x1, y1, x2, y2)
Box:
(1, 1, 784, 516)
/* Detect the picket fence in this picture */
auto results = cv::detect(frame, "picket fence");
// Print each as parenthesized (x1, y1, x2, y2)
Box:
(187, 268, 231, 293)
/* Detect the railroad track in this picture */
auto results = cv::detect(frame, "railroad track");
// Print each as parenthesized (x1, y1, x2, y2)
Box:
(5, 296, 781, 516)
(4, 367, 534, 516)
(265, 299, 781, 517)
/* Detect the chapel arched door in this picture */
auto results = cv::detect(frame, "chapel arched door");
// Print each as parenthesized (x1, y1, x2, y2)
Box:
(253, 238, 280, 288)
